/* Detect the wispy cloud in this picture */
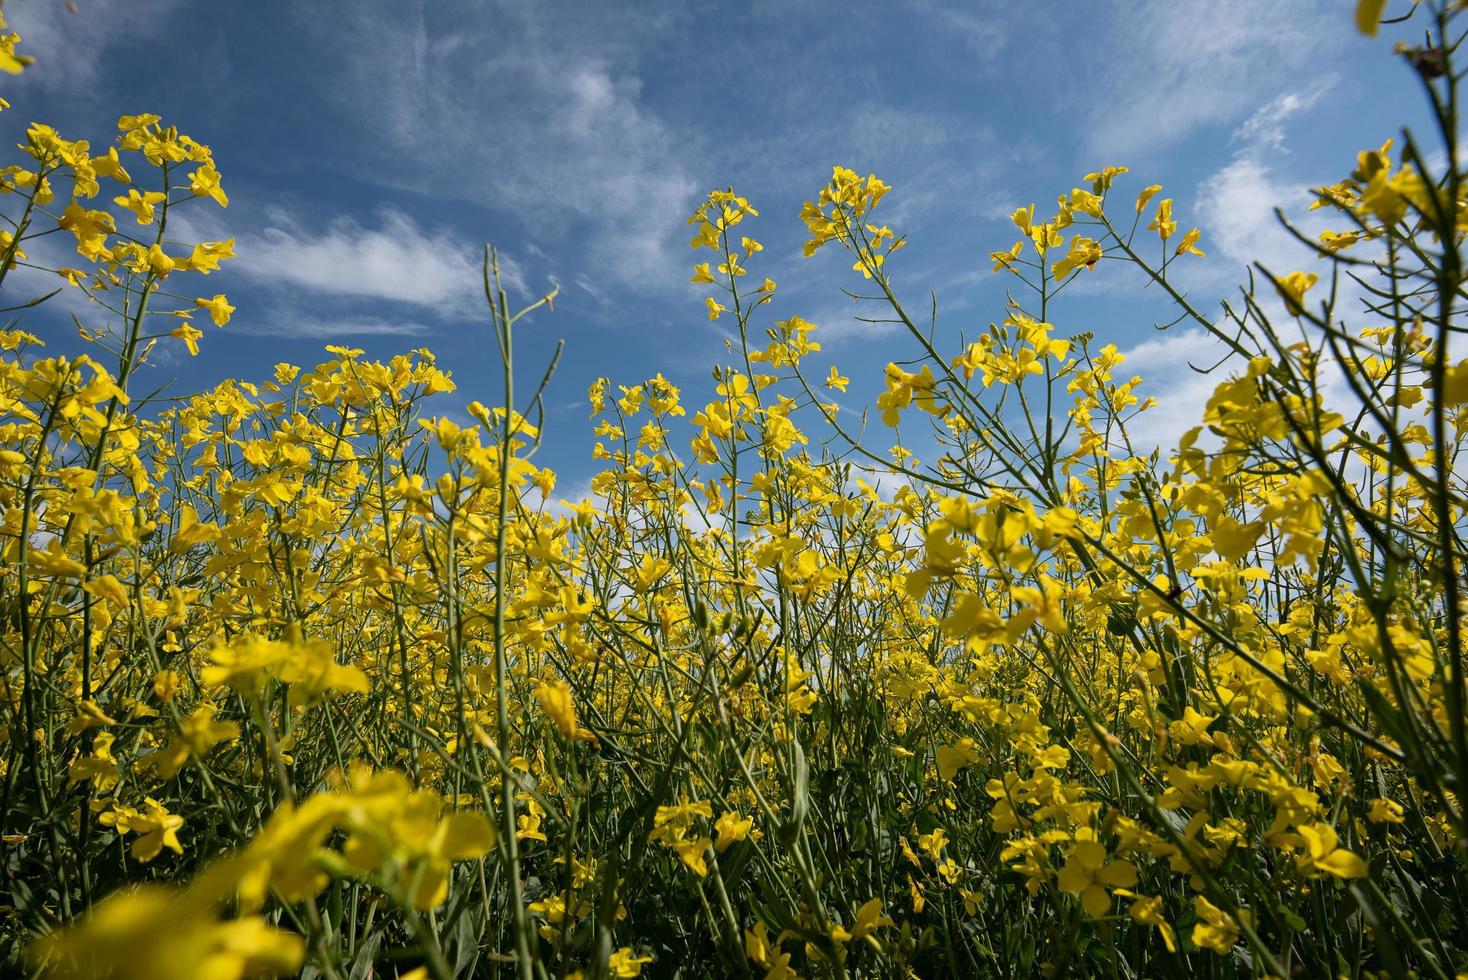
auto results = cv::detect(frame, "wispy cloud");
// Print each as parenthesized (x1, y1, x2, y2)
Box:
(308, 1, 698, 290)
(300, 0, 1023, 302)
(1120, 328, 1236, 454)
(1119, 75, 1364, 456)
(1233, 78, 1336, 153)
(1196, 155, 1316, 278)
(6, 0, 184, 92)
(905, 0, 1009, 54)
(1082, 0, 1334, 162)
(232, 316, 433, 339)
(231, 208, 517, 314)
(1194, 83, 1338, 282)
(795, 296, 905, 347)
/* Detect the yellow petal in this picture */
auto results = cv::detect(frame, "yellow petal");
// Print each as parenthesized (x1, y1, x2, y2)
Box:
(1320, 848, 1369, 879)
(435, 811, 496, 861)
(1355, 0, 1388, 36)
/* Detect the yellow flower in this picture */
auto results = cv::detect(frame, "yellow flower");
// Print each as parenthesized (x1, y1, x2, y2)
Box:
(1276, 271, 1318, 315)
(713, 810, 753, 852)
(517, 813, 548, 842)
(534, 678, 591, 741)
(1209, 515, 1265, 562)
(1030, 221, 1062, 254)
(331, 768, 497, 909)
(201, 635, 366, 702)
(1292, 823, 1368, 879)
(832, 898, 892, 944)
(99, 798, 185, 862)
(936, 739, 980, 780)
(1083, 164, 1129, 190)
(1147, 198, 1175, 240)
(0, 13, 35, 74)
(194, 293, 235, 326)
(143, 704, 240, 779)
(91, 145, 131, 183)
(171, 323, 204, 356)
(187, 238, 236, 273)
(145, 243, 176, 277)
(29, 886, 304, 980)
(1360, 164, 1424, 225)
(1356, 0, 1388, 36)
(1191, 896, 1243, 955)
(1367, 798, 1405, 824)
(609, 947, 654, 977)
(918, 826, 948, 861)
(1440, 357, 1468, 406)
(1174, 227, 1204, 257)
(1123, 893, 1176, 952)
(66, 698, 118, 736)
(58, 203, 115, 260)
(1011, 204, 1035, 235)
(1056, 838, 1137, 916)
(68, 731, 121, 791)
(1052, 235, 1102, 279)
(689, 219, 719, 250)
(188, 162, 228, 206)
(990, 239, 1024, 272)
(672, 836, 711, 876)
(113, 188, 165, 224)
(908, 875, 926, 913)
(1065, 186, 1104, 217)
(744, 921, 776, 967)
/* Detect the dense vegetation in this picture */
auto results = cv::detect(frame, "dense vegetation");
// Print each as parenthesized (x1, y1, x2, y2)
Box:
(2, 1, 1465, 976)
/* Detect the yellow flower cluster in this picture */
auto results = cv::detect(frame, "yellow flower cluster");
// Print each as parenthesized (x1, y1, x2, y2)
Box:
(6, 4, 1468, 979)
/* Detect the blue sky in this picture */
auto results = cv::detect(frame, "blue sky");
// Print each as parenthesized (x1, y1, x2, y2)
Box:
(1, 0, 1427, 489)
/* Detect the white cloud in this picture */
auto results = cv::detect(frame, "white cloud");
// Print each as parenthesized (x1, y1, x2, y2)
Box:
(798, 296, 905, 347)
(1119, 318, 1386, 480)
(233, 316, 433, 339)
(1119, 328, 1236, 455)
(311, 3, 698, 290)
(1118, 77, 1348, 456)
(6, 0, 183, 91)
(0, 233, 104, 322)
(1233, 78, 1335, 153)
(1193, 83, 1338, 285)
(573, 275, 610, 306)
(849, 464, 914, 502)
(907, 0, 1008, 54)
(1197, 155, 1315, 277)
(822, 314, 905, 345)
(1083, 0, 1334, 162)
(232, 208, 519, 315)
